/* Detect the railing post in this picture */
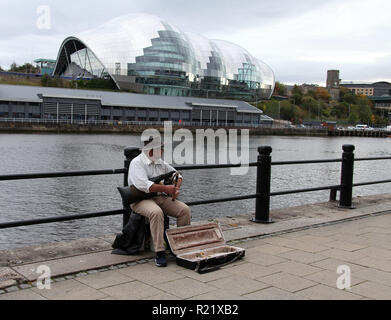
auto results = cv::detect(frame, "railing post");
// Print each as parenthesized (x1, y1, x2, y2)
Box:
(339, 144, 355, 209)
(123, 147, 141, 226)
(329, 188, 337, 202)
(252, 145, 274, 224)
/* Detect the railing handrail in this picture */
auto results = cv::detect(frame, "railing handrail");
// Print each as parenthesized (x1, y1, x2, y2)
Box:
(0, 146, 390, 230)
(1, 155, 391, 181)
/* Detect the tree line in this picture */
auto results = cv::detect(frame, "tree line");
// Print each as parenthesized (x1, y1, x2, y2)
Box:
(255, 82, 388, 126)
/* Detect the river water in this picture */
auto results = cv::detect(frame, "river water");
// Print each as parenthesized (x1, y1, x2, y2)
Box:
(0, 133, 390, 250)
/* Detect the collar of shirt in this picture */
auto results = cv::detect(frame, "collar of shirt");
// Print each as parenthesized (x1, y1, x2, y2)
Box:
(141, 151, 164, 166)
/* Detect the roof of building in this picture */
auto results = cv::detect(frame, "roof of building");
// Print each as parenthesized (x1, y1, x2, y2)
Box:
(34, 58, 57, 63)
(0, 84, 262, 114)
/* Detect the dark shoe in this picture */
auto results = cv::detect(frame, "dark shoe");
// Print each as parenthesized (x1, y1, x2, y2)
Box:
(155, 251, 167, 267)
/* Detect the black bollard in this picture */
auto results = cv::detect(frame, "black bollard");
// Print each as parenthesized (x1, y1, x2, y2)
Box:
(252, 146, 274, 224)
(123, 147, 141, 226)
(339, 144, 355, 209)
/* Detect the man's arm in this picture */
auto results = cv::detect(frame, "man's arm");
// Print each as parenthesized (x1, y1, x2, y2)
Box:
(149, 183, 176, 196)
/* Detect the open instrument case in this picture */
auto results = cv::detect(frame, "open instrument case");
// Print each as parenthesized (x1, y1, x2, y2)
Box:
(165, 223, 245, 273)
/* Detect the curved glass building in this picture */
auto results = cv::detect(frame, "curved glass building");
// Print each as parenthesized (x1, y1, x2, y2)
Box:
(53, 13, 275, 100)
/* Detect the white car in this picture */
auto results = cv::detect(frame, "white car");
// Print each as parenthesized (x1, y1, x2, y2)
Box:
(355, 124, 368, 131)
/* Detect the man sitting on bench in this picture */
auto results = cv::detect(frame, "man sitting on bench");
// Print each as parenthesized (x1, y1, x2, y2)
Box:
(128, 137, 191, 267)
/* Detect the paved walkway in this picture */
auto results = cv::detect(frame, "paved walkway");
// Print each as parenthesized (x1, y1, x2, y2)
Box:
(1, 211, 391, 300)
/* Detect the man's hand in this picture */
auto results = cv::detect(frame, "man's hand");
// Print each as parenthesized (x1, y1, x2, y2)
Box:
(164, 185, 179, 199)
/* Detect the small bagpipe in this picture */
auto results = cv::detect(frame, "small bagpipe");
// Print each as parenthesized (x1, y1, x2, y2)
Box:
(117, 170, 181, 207)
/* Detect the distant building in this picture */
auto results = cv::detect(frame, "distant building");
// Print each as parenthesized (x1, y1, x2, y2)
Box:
(34, 58, 56, 75)
(326, 70, 340, 88)
(0, 84, 268, 126)
(52, 13, 275, 100)
(340, 82, 391, 97)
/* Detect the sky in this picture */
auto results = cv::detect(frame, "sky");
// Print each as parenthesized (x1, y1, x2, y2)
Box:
(0, 0, 390, 86)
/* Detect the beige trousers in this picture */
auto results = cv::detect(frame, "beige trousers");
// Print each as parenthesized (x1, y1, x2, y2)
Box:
(130, 195, 191, 252)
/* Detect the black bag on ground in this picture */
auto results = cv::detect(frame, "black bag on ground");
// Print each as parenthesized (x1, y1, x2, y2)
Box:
(112, 212, 145, 255)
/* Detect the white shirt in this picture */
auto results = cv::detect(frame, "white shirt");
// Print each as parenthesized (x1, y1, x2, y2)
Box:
(128, 152, 181, 193)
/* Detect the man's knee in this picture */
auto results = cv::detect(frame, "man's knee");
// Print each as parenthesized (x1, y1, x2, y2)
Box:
(179, 203, 191, 224)
(148, 207, 164, 222)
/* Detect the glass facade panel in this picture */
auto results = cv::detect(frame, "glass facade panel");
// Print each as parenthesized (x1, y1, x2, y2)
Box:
(54, 13, 275, 100)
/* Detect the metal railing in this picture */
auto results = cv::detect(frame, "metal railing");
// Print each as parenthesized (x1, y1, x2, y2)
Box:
(0, 144, 390, 230)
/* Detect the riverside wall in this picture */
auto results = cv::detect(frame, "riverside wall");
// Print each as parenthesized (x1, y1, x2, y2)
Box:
(0, 122, 328, 136)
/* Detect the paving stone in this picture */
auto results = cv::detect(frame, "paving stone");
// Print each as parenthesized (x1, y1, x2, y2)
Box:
(236, 239, 268, 249)
(253, 244, 295, 255)
(75, 269, 134, 289)
(271, 261, 323, 277)
(297, 284, 363, 300)
(262, 236, 329, 253)
(12, 251, 145, 281)
(5, 286, 19, 293)
(141, 292, 181, 300)
(319, 248, 368, 262)
(0, 289, 47, 300)
(326, 233, 368, 245)
(242, 287, 307, 300)
(311, 258, 366, 273)
(100, 280, 164, 300)
(154, 278, 215, 299)
(358, 227, 391, 235)
(258, 272, 317, 293)
(286, 234, 336, 244)
(117, 263, 185, 285)
(31, 279, 106, 300)
(304, 269, 366, 288)
(350, 281, 391, 300)
(354, 268, 391, 287)
(353, 247, 391, 260)
(53, 277, 66, 282)
(174, 266, 231, 283)
(189, 290, 249, 300)
(354, 257, 391, 272)
(278, 250, 327, 264)
(19, 283, 33, 289)
(324, 241, 368, 252)
(223, 262, 279, 279)
(208, 275, 270, 296)
(244, 249, 288, 266)
(0, 267, 23, 289)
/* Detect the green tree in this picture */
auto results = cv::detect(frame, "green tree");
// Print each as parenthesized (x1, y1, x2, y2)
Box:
(273, 81, 287, 96)
(302, 96, 319, 119)
(348, 110, 359, 124)
(9, 62, 40, 74)
(292, 84, 303, 95)
(315, 88, 331, 102)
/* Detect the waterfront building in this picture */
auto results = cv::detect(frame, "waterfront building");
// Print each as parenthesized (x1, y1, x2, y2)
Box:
(0, 84, 271, 126)
(34, 59, 56, 76)
(52, 13, 275, 101)
(340, 81, 391, 97)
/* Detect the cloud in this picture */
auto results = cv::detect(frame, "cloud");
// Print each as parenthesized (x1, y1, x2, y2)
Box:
(0, 0, 390, 85)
